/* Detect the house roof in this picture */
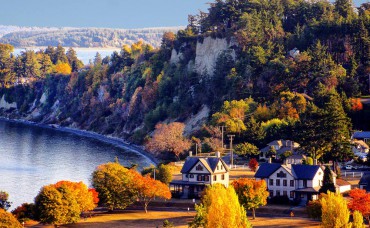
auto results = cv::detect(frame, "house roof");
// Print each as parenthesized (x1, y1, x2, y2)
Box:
(287, 154, 306, 160)
(254, 163, 281, 178)
(293, 187, 320, 193)
(336, 179, 351, 187)
(180, 156, 229, 174)
(359, 174, 370, 192)
(292, 165, 321, 180)
(353, 131, 370, 140)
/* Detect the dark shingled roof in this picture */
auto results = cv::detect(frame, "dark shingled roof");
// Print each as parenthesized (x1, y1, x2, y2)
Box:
(254, 163, 281, 178)
(180, 157, 229, 174)
(292, 165, 320, 180)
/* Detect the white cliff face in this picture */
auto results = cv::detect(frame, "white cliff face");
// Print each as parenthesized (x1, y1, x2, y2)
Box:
(170, 49, 183, 64)
(183, 105, 210, 136)
(0, 95, 17, 109)
(195, 37, 235, 76)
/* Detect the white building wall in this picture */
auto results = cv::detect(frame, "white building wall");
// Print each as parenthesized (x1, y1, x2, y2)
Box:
(266, 167, 296, 199)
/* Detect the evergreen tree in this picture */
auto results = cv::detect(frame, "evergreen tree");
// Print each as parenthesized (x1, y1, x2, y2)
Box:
(54, 44, 68, 64)
(66, 48, 83, 72)
(319, 166, 336, 194)
(334, 0, 355, 21)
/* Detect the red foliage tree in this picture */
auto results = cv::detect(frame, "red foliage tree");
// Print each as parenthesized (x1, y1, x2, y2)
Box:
(248, 158, 259, 172)
(348, 188, 370, 222)
(88, 188, 100, 205)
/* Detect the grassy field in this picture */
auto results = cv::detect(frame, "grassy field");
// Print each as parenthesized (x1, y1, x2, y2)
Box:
(25, 210, 321, 228)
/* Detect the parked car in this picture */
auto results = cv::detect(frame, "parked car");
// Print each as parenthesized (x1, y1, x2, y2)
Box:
(345, 165, 358, 170)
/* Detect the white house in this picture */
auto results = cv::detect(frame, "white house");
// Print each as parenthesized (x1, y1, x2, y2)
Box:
(169, 152, 229, 198)
(255, 163, 349, 203)
(259, 139, 300, 160)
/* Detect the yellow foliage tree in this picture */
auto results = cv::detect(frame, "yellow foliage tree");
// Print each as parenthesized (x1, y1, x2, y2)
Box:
(0, 208, 22, 228)
(320, 191, 351, 228)
(190, 184, 252, 228)
(352, 210, 365, 228)
(212, 98, 256, 133)
(54, 62, 72, 75)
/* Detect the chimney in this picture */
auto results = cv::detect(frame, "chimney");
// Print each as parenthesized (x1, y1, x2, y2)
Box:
(189, 151, 193, 157)
(215, 151, 221, 158)
(268, 158, 272, 164)
(314, 159, 318, 165)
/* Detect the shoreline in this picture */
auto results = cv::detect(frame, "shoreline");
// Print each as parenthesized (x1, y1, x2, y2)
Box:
(0, 117, 159, 165)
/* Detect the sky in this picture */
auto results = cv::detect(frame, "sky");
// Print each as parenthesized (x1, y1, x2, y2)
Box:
(0, 0, 368, 29)
(0, 0, 209, 29)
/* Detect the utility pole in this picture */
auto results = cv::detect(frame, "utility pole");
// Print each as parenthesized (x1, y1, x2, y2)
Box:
(220, 126, 225, 152)
(227, 134, 235, 168)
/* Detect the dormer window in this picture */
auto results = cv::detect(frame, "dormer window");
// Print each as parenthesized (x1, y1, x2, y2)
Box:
(196, 164, 203, 171)
(277, 171, 287, 178)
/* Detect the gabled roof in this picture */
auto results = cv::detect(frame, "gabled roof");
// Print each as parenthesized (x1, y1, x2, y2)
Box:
(336, 179, 351, 187)
(353, 131, 370, 139)
(254, 163, 281, 178)
(353, 140, 370, 149)
(292, 165, 321, 180)
(181, 156, 229, 174)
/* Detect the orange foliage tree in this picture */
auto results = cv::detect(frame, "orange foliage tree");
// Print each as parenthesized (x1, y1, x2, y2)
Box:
(348, 188, 370, 222)
(146, 122, 191, 160)
(134, 172, 171, 213)
(231, 178, 269, 219)
(54, 62, 72, 75)
(351, 98, 363, 111)
(53, 181, 96, 212)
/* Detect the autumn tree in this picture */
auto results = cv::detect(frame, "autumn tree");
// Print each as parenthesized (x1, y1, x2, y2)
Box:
(231, 178, 269, 219)
(88, 188, 100, 205)
(189, 184, 252, 228)
(91, 162, 137, 210)
(34, 184, 80, 225)
(352, 210, 365, 228)
(53, 181, 96, 212)
(320, 191, 351, 228)
(248, 158, 259, 172)
(142, 164, 173, 185)
(146, 122, 191, 160)
(348, 188, 370, 222)
(235, 142, 259, 157)
(54, 62, 72, 75)
(134, 172, 171, 213)
(212, 99, 256, 134)
(11, 203, 35, 223)
(0, 209, 22, 228)
(0, 191, 11, 211)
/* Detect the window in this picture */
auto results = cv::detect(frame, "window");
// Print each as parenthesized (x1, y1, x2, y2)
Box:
(190, 174, 194, 178)
(269, 190, 274, 197)
(283, 191, 287, 196)
(217, 165, 219, 170)
(276, 179, 280, 186)
(303, 180, 307, 188)
(205, 175, 209, 181)
(277, 171, 287, 178)
(301, 194, 305, 198)
(213, 175, 217, 181)
(185, 174, 188, 178)
(269, 179, 274, 186)
(290, 180, 294, 187)
(290, 191, 294, 198)
(221, 165, 223, 170)
(221, 174, 225, 180)
(197, 175, 202, 181)
(283, 180, 287, 186)
(196, 164, 203, 171)
(276, 190, 281, 196)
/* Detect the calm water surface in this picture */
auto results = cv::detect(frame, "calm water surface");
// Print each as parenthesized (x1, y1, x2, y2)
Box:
(0, 120, 153, 209)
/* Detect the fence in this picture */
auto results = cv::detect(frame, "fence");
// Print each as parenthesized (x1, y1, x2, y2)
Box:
(342, 171, 363, 178)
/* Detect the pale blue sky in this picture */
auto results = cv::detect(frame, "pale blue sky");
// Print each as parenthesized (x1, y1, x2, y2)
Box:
(0, 0, 209, 29)
(0, 0, 368, 29)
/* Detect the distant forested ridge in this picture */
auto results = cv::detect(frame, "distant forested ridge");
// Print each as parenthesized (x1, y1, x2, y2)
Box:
(0, 0, 370, 162)
(0, 25, 183, 48)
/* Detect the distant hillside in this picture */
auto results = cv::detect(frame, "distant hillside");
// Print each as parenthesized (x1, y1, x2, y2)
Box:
(0, 25, 184, 48)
